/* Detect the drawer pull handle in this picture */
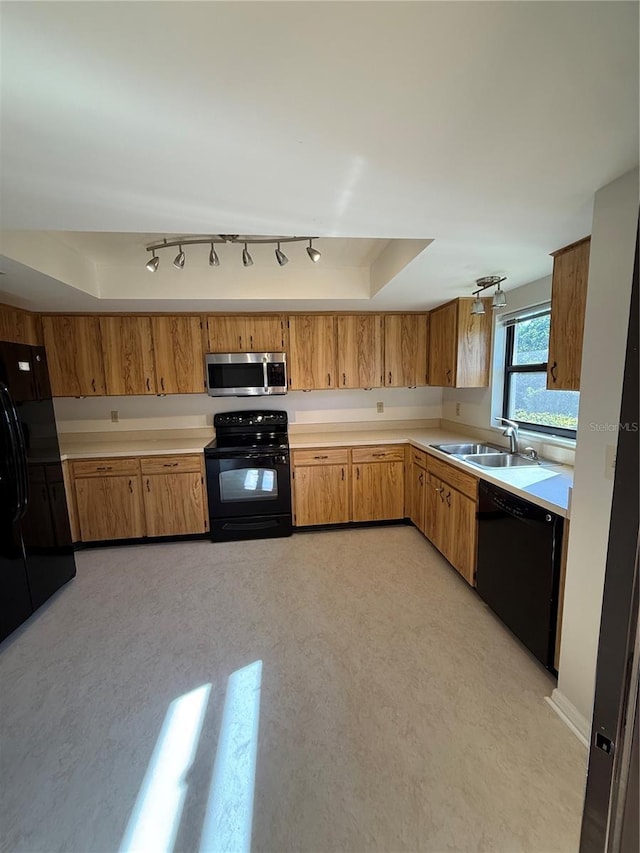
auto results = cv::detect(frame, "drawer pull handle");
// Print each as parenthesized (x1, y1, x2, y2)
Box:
(313, 455, 329, 460)
(96, 466, 113, 471)
(163, 462, 179, 467)
(372, 452, 386, 457)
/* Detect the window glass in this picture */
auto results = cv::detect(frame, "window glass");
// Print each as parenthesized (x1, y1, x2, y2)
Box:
(512, 314, 550, 365)
(506, 373, 580, 430)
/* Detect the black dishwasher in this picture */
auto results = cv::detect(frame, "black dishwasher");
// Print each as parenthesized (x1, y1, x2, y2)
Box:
(476, 480, 564, 673)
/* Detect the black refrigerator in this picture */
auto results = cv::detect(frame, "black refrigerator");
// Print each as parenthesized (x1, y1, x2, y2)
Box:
(0, 341, 76, 643)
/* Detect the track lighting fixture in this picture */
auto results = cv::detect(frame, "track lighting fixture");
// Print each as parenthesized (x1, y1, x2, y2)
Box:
(173, 245, 185, 269)
(242, 243, 253, 267)
(306, 239, 321, 263)
(144, 235, 321, 270)
(275, 242, 288, 266)
(145, 252, 159, 273)
(470, 275, 507, 314)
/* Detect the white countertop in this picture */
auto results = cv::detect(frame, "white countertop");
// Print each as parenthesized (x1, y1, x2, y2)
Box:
(59, 426, 573, 517)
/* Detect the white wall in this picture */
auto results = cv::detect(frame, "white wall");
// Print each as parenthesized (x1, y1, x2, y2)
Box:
(552, 167, 639, 736)
(53, 386, 444, 433)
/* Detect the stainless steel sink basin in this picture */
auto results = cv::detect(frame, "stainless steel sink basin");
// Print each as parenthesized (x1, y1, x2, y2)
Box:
(432, 443, 504, 456)
(462, 453, 541, 468)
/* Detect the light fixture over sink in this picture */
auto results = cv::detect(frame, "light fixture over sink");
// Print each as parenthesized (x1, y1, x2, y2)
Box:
(470, 275, 507, 314)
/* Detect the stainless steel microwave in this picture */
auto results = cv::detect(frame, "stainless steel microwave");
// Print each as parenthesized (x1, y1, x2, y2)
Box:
(205, 353, 287, 396)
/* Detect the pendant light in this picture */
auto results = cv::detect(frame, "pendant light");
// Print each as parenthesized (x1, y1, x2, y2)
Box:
(209, 243, 220, 266)
(145, 252, 159, 272)
(470, 296, 486, 315)
(306, 239, 321, 262)
(492, 282, 507, 309)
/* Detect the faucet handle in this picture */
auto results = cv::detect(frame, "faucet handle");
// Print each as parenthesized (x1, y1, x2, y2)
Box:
(524, 446, 539, 460)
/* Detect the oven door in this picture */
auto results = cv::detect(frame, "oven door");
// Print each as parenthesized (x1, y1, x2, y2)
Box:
(206, 451, 291, 519)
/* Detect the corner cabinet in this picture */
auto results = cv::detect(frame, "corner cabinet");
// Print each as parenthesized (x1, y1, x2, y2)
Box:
(425, 455, 478, 585)
(288, 315, 337, 390)
(428, 298, 492, 388)
(41, 316, 106, 396)
(383, 314, 429, 387)
(409, 448, 427, 534)
(547, 237, 590, 391)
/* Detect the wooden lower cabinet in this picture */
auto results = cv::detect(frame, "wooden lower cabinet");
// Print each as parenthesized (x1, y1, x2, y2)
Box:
(293, 464, 350, 526)
(75, 474, 145, 542)
(352, 461, 404, 522)
(70, 454, 208, 542)
(425, 461, 478, 585)
(143, 471, 206, 536)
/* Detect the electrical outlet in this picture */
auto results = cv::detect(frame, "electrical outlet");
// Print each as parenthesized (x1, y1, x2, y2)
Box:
(110, 410, 119, 423)
(376, 401, 384, 414)
(455, 402, 461, 417)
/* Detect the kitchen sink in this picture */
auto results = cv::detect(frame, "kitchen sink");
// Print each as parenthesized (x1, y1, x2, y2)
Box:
(431, 443, 504, 455)
(462, 453, 541, 468)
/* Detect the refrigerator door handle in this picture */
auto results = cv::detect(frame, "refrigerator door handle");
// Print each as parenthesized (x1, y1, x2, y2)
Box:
(0, 382, 29, 518)
(0, 382, 22, 522)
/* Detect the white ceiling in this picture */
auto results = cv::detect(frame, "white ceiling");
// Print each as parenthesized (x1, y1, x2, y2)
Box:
(0, 1, 638, 311)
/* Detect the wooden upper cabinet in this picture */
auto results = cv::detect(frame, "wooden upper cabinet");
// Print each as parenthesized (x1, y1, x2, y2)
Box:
(428, 302, 457, 387)
(547, 237, 590, 391)
(100, 316, 156, 395)
(151, 316, 205, 394)
(288, 314, 337, 390)
(207, 315, 285, 353)
(384, 314, 429, 387)
(41, 315, 106, 396)
(337, 314, 383, 389)
(428, 298, 492, 388)
(0, 304, 40, 346)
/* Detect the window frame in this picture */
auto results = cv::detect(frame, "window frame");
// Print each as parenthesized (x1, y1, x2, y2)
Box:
(502, 310, 577, 439)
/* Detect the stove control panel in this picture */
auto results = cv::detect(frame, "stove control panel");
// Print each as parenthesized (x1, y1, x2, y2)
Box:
(214, 410, 288, 429)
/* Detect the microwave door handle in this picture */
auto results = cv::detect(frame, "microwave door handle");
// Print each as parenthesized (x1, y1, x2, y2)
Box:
(262, 358, 269, 393)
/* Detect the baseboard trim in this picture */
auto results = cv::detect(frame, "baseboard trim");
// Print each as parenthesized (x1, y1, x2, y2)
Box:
(545, 688, 590, 748)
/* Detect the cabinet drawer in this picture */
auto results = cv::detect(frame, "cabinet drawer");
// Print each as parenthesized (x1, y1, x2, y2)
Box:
(140, 455, 203, 474)
(351, 445, 405, 464)
(427, 455, 478, 501)
(292, 448, 349, 466)
(411, 448, 427, 468)
(72, 458, 140, 478)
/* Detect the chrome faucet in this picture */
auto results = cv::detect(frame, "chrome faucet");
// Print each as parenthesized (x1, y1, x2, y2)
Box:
(496, 417, 519, 454)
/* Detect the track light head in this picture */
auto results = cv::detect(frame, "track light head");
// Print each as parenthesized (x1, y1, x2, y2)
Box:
(173, 246, 185, 269)
(145, 253, 159, 272)
(492, 284, 507, 309)
(306, 239, 321, 263)
(242, 243, 253, 267)
(209, 244, 220, 267)
(470, 295, 486, 316)
(275, 243, 288, 266)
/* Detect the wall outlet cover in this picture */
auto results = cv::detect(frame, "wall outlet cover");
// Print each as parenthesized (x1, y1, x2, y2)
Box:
(110, 410, 119, 423)
(376, 402, 384, 414)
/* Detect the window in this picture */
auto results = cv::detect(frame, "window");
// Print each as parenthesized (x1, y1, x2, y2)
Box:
(502, 308, 579, 438)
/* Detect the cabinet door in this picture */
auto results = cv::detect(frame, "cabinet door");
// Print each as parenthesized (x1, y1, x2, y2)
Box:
(352, 461, 404, 521)
(444, 487, 477, 586)
(456, 299, 492, 388)
(547, 238, 590, 390)
(384, 314, 429, 387)
(143, 472, 206, 536)
(425, 472, 445, 551)
(207, 316, 246, 352)
(100, 316, 156, 395)
(41, 316, 106, 396)
(337, 314, 383, 389)
(293, 464, 349, 526)
(288, 315, 337, 390)
(428, 302, 457, 387)
(246, 316, 285, 352)
(152, 316, 205, 394)
(410, 463, 426, 534)
(0, 305, 40, 346)
(75, 475, 145, 541)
